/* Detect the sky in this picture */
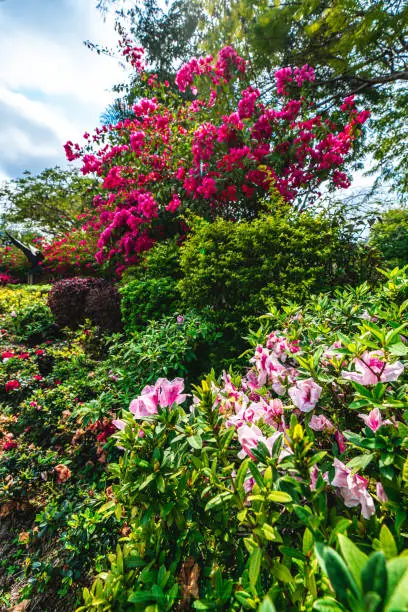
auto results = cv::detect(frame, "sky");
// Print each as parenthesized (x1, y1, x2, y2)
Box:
(0, 0, 123, 183)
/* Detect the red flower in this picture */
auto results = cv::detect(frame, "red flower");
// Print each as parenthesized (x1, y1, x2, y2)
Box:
(5, 380, 20, 392)
(3, 440, 17, 451)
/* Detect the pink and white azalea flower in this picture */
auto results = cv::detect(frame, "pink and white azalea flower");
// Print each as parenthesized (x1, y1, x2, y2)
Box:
(288, 378, 322, 412)
(237, 424, 264, 459)
(309, 414, 335, 432)
(358, 408, 391, 432)
(129, 391, 159, 418)
(331, 458, 375, 519)
(157, 377, 187, 407)
(335, 430, 347, 453)
(112, 419, 126, 430)
(341, 351, 404, 386)
(376, 481, 388, 503)
(129, 377, 187, 419)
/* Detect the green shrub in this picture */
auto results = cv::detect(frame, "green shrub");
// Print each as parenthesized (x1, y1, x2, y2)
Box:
(119, 239, 182, 285)
(107, 310, 221, 402)
(178, 211, 379, 325)
(120, 276, 179, 333)
(369, 208, 408, 267)
(6, 301, 56, 344)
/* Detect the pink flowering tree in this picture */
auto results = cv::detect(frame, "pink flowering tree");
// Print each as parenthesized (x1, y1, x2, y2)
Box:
(65, 43, 369, 272)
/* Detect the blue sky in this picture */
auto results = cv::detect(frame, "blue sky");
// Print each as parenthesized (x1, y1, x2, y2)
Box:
(0, 0, 122, 181)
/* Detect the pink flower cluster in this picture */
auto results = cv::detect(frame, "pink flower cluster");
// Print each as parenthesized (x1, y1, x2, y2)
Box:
(275, 65, 315, 96)
(175, 46, 246, 93)
(331, 459, 375, 519)
(210, 333, 323, 463)
(113, 378, 187, 430)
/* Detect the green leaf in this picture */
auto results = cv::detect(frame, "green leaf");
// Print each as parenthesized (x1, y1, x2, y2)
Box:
(385, 557, 408, 608)
(267, 491, 292, 503)
(346, 453, 375, 473)
(388, 342, 408, 356)
(279, 545, 307, 561)
(361, 552, 388, 602)
(193, 601, 211, 610)
(402, 457, 408, 483)
(204, 492, 234, 511)
(363, 592, 382, 612)
(315, 543, 361, 607)
(249, 546, 262, 588)
(312, 597, 346, 611)
(258, 596, 276, 612)
(271, 562, 293, 583)
(386, 562, 408, 611)
(128, 592, 155, 603)
(379, 525, 398, 560)
(338, 534, 368, 588)
(303, 528, 314, 555)
(248, 461, 265, 489)
(235, 458, 250, 492)
(187, 434, 203, 450)
(262, 523, 278, 541)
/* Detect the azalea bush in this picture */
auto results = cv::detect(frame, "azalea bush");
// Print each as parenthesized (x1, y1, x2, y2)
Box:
(80, 267, 408, 610)
(105, 310, 222, 404)
(64, 44, 369, 272)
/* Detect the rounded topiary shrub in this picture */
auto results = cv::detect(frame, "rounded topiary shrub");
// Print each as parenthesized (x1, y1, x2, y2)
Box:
(48, 277, 122, 332)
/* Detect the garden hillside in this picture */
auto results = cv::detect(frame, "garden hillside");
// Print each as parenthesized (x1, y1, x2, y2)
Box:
(0, 23, 408, 612)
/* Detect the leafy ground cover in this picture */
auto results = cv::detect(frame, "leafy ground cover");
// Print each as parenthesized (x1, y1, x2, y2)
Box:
(1, 268, 408, 610)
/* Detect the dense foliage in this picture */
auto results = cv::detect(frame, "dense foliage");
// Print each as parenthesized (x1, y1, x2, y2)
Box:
(178, 211, 379, 326)
(369, 208, 408, 268)
(0, 167, 98, 237)
(82, 268, 408, 610)
(120, 276, 179, 333)
(1, 6, 407, 611)
(203, 0, 407, 197)
(3, 268, 408, 609)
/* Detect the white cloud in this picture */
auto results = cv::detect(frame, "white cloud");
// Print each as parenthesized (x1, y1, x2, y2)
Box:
(0, 0, 126, 180)
(0, 87, 78, 143)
